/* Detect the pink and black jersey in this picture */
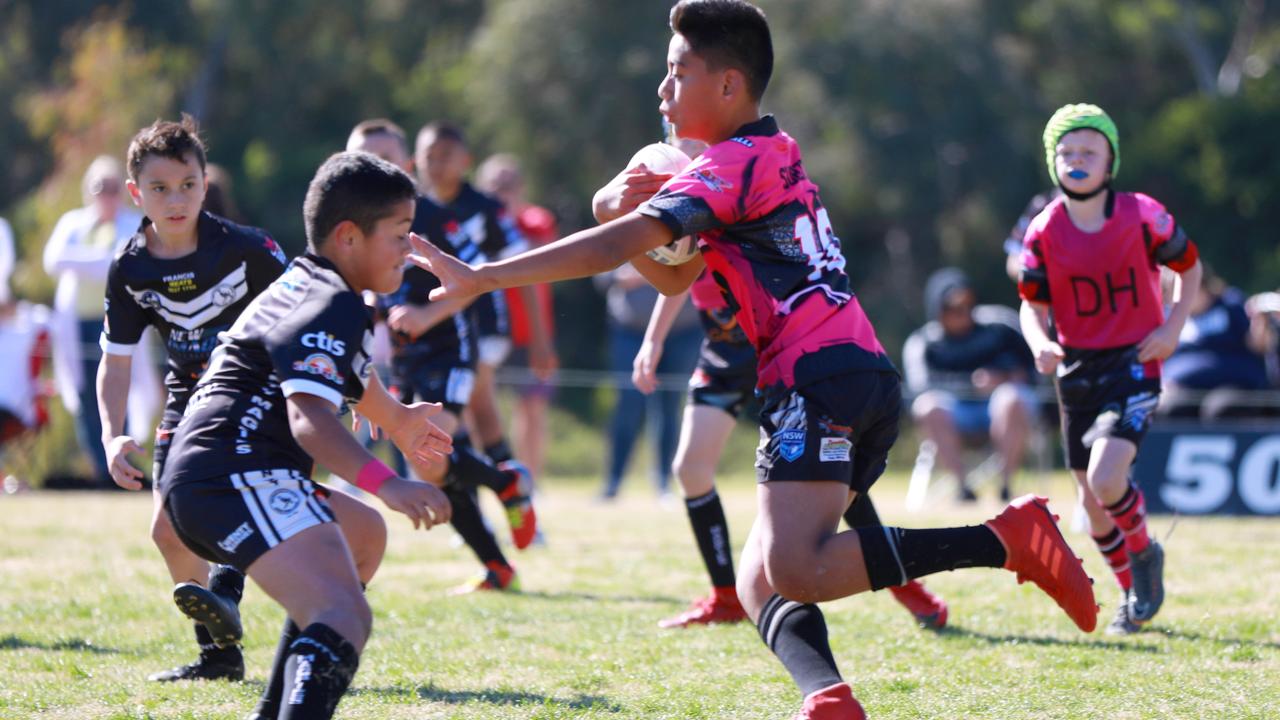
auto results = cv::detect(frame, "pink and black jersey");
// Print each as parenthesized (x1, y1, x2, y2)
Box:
(1018, 192, 1198, 374)
(638, 116, 893, 396)
(689, 268, 748, 346)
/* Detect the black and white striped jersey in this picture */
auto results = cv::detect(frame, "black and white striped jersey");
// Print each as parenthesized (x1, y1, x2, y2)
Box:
(159, 253, 375, 493)
(376, 195, 479, 366)
(101, 212, 287, 411)
(438, 182, 528, 338)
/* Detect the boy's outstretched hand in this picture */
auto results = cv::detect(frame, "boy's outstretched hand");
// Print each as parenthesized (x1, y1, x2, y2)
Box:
(593, 166, 672, 224)
(387, 401, 454, 467)
(408, 233, 485, 302)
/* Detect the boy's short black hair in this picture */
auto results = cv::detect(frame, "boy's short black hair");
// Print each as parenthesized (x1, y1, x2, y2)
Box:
(350, 118, 409, 153)
(127, 113, 208, 181)
(303, 151, 416, 252)
(416, 121, 467, 150)
(670, 0, 773, 101)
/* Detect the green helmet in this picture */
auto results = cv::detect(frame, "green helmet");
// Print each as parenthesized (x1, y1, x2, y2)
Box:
(1043, 103, 1120, 185)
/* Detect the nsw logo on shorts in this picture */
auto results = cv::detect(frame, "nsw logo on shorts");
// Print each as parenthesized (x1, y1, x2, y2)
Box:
(775, 429, 806, 462)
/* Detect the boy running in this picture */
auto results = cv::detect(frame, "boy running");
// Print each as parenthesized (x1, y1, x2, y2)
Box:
(160, 151, 453, 720)
(414, 123, 556, 468)
(98, 116, 287, 681)
(1019, 103, 1202, 634)
(349, 120, 536, 592)
(412, 2, 1098, 716)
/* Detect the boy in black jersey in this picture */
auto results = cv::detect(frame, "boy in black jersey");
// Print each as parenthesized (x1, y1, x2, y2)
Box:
(98, 116, 288, 682)
(161, 151, 453, 720)
(350, 120, 535, 592)
(414, 123, 557, 469)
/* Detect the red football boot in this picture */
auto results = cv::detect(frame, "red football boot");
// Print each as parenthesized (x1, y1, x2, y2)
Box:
(888, 579, 948, 630)
(658, 587, 748, 628)
(496, 461, 538, 550)
(985, 495, 1099, 633)
(448, 561, 520, 595)
(792, 683, 867, 720)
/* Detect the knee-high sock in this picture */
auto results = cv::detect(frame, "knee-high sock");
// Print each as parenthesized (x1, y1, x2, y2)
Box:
(856, 525, 1007, 591)
(1091, 527, 1134, 591)
(842, 494, 882, 529)
(686, 490, 735, 589)
(446, 443, 512, 495)
(278, 623, 359, 720)
(254, 617, 301, 718)
(756, 594, 843, 697)
(1105, 484, 1151, 554)
(444, 483, 509, 568)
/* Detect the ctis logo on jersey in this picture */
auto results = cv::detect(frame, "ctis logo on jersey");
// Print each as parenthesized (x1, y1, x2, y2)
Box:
(694, 168, 734, 193)
(213, 284, 238, 307)
(301, 332, 346, 356)
(292, 353, 345, 384)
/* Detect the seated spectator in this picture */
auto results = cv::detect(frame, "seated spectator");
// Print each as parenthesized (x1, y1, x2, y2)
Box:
(1159, 267, 1278, 420)
(903, 268, 1038, 501)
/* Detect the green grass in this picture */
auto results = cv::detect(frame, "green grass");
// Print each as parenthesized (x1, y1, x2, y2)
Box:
(0, 472, 1277, 719)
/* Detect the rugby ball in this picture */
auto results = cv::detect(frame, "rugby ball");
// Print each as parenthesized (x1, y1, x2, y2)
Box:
(627, 143, 700, 266)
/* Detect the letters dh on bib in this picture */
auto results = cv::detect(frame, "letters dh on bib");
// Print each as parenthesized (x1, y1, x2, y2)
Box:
(1133, 423, 1280, 516)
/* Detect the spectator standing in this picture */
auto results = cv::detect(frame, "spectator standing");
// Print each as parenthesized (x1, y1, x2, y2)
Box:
(43, 156, 157, 484)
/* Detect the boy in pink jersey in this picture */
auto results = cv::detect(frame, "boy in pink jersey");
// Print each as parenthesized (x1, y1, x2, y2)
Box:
(1019, 104, 1202, 635)
(415, 3, 1097, 717)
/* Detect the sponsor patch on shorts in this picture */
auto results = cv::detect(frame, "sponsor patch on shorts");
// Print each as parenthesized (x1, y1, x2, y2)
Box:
(776, 429, 806, 462)
(820, 437, 852, 462)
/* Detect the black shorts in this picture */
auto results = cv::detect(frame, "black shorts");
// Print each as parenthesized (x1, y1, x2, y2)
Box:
(756, 371, 901, 494)
(688, 337, 757, 419)
(393, 357, 475, 415)
(1058, 374, 1161, 470)
(165, 469, 335, 572)
(151, 404, 185, 483)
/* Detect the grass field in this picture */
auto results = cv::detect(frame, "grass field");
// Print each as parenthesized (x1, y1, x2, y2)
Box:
(1, 473, 1278, 719)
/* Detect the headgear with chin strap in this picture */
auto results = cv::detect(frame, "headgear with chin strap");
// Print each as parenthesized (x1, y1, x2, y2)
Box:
(1043, 103, 1120, 200)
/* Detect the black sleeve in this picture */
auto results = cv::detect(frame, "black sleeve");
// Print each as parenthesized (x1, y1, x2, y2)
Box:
(245, 232, 288, 296)
(480, 204, 529, 260)
(265, 290, 370, 409)
(101, 259, 150, 353)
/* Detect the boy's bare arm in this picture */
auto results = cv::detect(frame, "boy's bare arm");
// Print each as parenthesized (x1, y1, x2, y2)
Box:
(96, 353, 145, 490)
(409, 215, 674, 301)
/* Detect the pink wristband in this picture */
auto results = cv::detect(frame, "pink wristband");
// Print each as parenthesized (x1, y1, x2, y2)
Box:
(355, 458, 395, 495)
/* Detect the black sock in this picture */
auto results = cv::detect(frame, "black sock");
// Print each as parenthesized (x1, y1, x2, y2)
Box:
(208, 564, 245, 603)
(446, 443, 512, 495)
(484, 439, 514, 465)
(194, 622, 240, 662)
(444, 483, 509, 567)
(686, 490, 735, 588)
(255, 618, 301, 719)
(278, 623, 359, 720)
(856, 525, 1007, 591)
(842, 494, 882, 529)
(756, 594, 842, 697)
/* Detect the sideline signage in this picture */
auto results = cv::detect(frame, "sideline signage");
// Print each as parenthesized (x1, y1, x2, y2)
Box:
(1133, 423, 1280, 516)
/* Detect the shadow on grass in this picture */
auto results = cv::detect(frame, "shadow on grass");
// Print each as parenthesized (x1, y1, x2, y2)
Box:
(517, 589, 685, 606)
(1155, 628, 1280, 651)
(0, 634, 121, 654)
(932, 624, 1160, 653)
(352, 682, 623, 712)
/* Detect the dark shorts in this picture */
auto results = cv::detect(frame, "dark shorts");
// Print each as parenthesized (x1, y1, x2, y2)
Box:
(756, 371, 902, 494)
(393, 357, 475, 415)
(688, 337, 757, 419)
(151, 404, 185, 483)
(1058, 374, 1161, 470)
(165, 469, 336, 572)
